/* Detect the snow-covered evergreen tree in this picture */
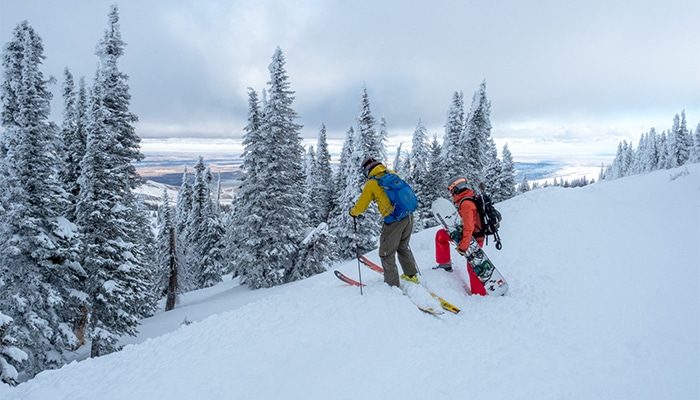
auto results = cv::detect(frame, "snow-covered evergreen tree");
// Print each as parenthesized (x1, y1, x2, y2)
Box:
(328, 127, 358, 260)
(345, 127, 378, 254)
(227, 88, 263, 278)
(308, 123, 334, 226)
(408, 118, 431, 231)
(155, 189, 185, 311)
(657, 131, 670, 170)
(441, 91, 465, 177)
(609, 140, 634, 179)
(350, 87, 383, 251)
(59, 71, 88, 221)
(187, 157, 224, 289)
(495, 144, 517, 201)
(400, 152, 412, 177)
(302, 145, 316, 221)
(287, 223, 336, 282)
(0, 20, 83, 376)
(631, 131, 648, 174)
(462, 80, 492, 187)
(76, 6, 154, 357)
(518, 175, 531, 193)
(303, 145, 316, 192)
(392, 143, 404, 173)
(0, 312, 27, 385)
(357, 85, 384, 161)
(645, 128, 661, 172)
(692, 122, 700, 163)
(377, 116, 389, 161)
(174, 166, 193, 280)
(423, 135, 446, 227)
(235, 48, 307, 289)
(668, 111, 691, 167)
(483, 136, 502, 195)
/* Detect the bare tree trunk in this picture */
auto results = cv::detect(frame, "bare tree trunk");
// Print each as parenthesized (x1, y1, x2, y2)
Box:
(165, 227, 178, 311)
(73, 305, 89, 349)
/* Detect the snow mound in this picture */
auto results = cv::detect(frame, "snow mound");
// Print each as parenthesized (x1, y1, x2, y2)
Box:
(2, 164, 698, 400)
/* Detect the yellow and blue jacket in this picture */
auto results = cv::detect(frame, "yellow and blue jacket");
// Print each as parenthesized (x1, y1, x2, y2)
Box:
(349, 164, 395, 219)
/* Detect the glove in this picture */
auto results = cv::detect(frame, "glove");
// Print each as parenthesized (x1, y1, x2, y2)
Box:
(456, 247, 467, 256)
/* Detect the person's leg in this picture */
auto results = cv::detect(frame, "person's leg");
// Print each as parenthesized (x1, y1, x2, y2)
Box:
(466, 264, 487, 295)
(435, 229, 452, 268)
(379, 221, 402, 287)
(396, 215, 417, 277)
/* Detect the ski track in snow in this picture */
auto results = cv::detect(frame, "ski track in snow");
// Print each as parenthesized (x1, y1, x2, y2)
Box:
(2, 164, 699, 400)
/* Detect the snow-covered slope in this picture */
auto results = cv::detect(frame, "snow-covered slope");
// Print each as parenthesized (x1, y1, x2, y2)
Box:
(2, 165, 698, 400)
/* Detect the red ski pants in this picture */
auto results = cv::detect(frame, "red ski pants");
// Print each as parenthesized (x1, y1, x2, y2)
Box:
(435, 229, 487, 296)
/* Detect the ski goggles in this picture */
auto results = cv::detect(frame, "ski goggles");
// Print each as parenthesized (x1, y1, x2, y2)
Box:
(448, 177, 469, 195)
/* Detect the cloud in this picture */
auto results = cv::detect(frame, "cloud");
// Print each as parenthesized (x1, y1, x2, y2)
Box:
(1, 0, 698, 160)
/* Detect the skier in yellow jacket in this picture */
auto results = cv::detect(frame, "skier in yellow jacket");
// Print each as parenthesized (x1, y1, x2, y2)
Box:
(349, 158, 418, 287)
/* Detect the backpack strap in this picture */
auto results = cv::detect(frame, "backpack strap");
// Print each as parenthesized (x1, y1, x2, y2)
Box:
(371, 172, 402, 224)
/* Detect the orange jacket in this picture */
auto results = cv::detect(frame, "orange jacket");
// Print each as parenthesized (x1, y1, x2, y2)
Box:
(349, 164, 394, 218)
(453, 189, 483, 250)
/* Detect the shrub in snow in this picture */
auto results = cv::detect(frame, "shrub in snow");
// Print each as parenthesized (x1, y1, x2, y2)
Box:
(1, 312, 28, 386)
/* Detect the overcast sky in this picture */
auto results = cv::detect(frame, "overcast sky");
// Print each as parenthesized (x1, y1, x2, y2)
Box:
(1, 0, 699, 162)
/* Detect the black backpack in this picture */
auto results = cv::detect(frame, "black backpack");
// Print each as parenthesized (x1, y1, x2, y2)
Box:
(460, 192, 503, 250)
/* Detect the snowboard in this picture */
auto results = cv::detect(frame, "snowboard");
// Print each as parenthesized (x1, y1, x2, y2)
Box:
(431, 197, 509, 296)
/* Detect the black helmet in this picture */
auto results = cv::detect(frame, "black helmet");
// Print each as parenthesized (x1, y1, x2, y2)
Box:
(362, 157, 382, 177)
(448, 177, 469, 196)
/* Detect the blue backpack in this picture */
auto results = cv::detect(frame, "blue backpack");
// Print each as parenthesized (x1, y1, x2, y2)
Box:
(373, 172, 418, 223)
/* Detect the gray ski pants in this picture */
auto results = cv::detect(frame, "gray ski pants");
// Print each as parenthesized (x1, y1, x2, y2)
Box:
(379, 214, 418, 287)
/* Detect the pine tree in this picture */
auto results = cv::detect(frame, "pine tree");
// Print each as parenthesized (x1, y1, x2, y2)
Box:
(59, 71, 88, 221)
(610, 140, 634, 179)
(76, 6, 154, 357)
(346, 127, 377, 254)
(691, 122, 700, 163)
(442, 91, 465, 177)
(303, 145, 316, 191)
(228, 88, 264, 278)
(518, 175, 531, 193)
(288, 222, 336, 282)
(462, 80, 492, 187)
(0, 21, 83, 376)
(175, 166, 193, 282)
(645, 128, 660, 172)
(495, 144, 517, 201)
(599, 163, 607, 181)
(328, 127, 358, 260)
(351, 88, 383, 251)
(303, 145, 316, 223)
(377, 116, 389, 161)
(236, 48, 307, 289)
(669, 111, 691, 167)
(657, 131, 670, 169)
(187, 157, 224, 289)
(483, 136, 502, 195)
(424, 134, 446, 227)
(357, 85, 383, 161)
(408, 118, 431, 231)
(392, 142, 404, 173)
(0, 312, 27, 385)
(155, 189, 184, 311)
(308, 123, 334, 225)
(631, 131, 648, 174)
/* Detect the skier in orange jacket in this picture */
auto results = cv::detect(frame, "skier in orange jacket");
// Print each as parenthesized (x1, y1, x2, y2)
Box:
(434, 177, 487, 296)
